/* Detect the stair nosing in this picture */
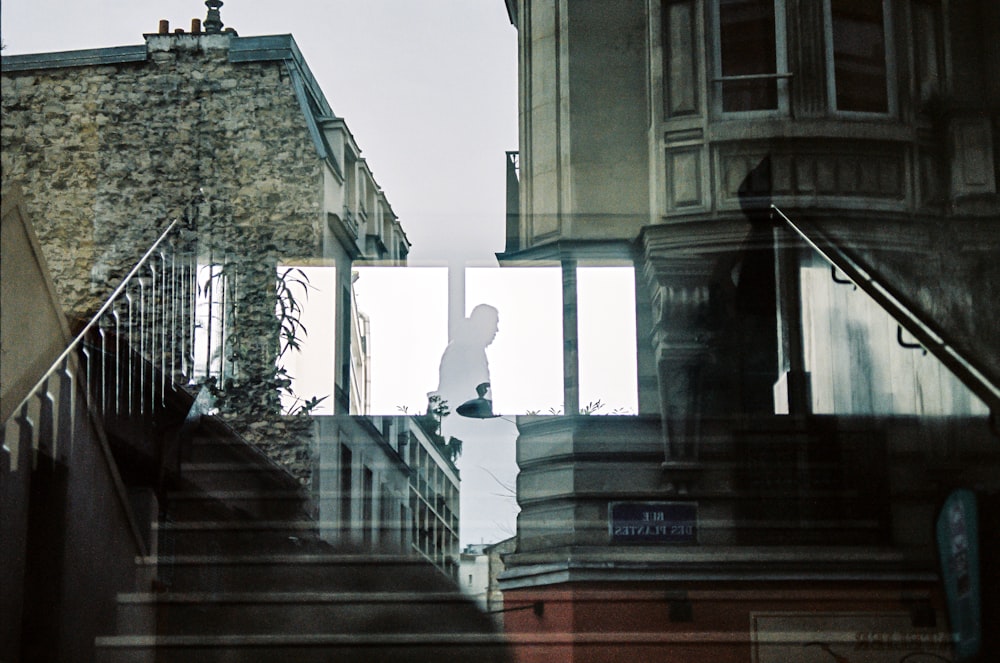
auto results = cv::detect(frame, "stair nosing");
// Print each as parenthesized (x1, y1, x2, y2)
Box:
(135, 553, 425, 565)
(96, 632, 507, 646)
(153, 520, 324, 530)
(116, 590, 472, 603)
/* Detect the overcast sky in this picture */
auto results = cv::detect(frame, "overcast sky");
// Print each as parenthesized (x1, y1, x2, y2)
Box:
(2, 0, 519, 263)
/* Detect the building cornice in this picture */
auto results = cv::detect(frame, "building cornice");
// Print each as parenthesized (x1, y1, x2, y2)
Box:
(498, 547, 938, 591)
(1, 45, 148, 71)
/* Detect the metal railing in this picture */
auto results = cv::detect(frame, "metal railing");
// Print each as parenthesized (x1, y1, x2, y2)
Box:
(771, 204, 1000, 417)
(2, 215, 199, 472)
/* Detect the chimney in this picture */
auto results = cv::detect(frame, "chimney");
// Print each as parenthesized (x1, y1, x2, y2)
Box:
(191, 18, 202, 33)
(204, 0, 224, 34)
(158, 19, 169, 35)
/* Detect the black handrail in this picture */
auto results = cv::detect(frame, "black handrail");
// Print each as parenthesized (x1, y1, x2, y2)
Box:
(771, 204, 1000, 418)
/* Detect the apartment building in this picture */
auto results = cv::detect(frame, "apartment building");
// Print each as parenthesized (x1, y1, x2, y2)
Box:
(497, 1, 1000, 661)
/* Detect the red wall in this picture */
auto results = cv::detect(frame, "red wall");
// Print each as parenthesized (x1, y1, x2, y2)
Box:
(502, 581, 952, 663)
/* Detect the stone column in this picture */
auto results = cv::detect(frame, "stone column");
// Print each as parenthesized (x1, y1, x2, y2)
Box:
(561, 258, 580, 417)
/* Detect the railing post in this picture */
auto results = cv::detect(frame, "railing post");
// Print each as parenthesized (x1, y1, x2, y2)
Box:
(35, 379, 56, 463)
(125, 289, 136, 418)
(16, 402, 37, 471)
(56, 360, 76, 459)
(138, 275, 149, 416)
(158, 251, 169, 407)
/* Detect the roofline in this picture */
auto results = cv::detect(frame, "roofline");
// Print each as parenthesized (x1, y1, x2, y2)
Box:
(1, 44, 148, 71)
(1, 33, 404, 245)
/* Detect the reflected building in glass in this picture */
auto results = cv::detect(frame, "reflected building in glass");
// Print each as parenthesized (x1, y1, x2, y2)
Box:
(498, 0, 1000, 660)
(0, 14, 498, 663)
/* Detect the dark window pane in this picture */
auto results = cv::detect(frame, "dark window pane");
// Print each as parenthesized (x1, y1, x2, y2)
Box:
(719, 0, 778, 111)
(831, 0, 889, 112)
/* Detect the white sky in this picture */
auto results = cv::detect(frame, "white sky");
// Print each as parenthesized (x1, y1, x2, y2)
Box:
(2, 0, 639, 544)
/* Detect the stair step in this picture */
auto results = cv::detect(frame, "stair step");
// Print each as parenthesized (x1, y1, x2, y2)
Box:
(115, 591, 489, 636)
(179, 462, 303, 493)
(138, 554, 452, 593)
(94, 632, 509, 663)
(187, 436, 258, 463)
(154, 520, 329, 555)
(187, 435, 304, 464)
(166, 489, 313, 522)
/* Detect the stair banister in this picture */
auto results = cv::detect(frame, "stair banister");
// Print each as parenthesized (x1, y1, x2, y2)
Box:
(5, 218, 185, 426)
(771, 204, 1000, 420)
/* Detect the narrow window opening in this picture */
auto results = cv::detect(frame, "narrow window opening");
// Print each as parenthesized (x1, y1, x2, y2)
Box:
(830, 0, 889, 112)
(719, 0, 778, 111)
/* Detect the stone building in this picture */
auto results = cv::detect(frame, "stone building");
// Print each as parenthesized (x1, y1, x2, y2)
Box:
(497, 1, 1000, 661)
(1, 9, 499, 662)
(460, 543, 492, 609)
(1, 21, 408, 415)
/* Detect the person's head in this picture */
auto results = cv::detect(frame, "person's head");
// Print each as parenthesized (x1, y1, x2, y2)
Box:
(468, 304, 499, 346)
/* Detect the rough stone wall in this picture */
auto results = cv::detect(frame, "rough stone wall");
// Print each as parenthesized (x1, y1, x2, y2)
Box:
(1, 35, 324, 323)
(220, 412, 315, 484)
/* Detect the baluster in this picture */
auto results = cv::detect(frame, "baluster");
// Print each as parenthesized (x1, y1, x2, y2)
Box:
(203, 262, 216, 380)
(125, 289, 136, 417)
(218, 259, 229, 379)
(138, 274, 150, 416)
(2, 415, 19, 473)
(98, 314, 112, 420)
(112, 306, 124, 419)
(167, 250, 177, 389)
(35, 378, 56, 462)
(224, 257, 236, 380)
(0, 425, 10, 473)
(176, 251, 188, 385)
(159, 250, 169, 406)
(148, 261, 159, 412)
(81, 337, 95, 418)
(182, 258, 196, 382)
(173, 255, 181, 386)
(57, 358, 76, 459)
(12, 403, 35, 472)
(21, 396, 41, 470)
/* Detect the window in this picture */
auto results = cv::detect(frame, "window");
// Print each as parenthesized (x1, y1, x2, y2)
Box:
(826, 0, 891, 113)
(913, 0, 943, 104)
(715, 0, 788, 113)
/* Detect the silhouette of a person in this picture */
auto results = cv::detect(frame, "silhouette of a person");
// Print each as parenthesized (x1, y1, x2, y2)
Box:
(434, 304, 499, 421)
(430, 303, 517, 546)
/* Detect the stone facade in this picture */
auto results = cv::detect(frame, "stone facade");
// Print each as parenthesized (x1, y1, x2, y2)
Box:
(2, 34, 321, 321)
(498, 1, 1000, 660)
(2, 32, 409, 415)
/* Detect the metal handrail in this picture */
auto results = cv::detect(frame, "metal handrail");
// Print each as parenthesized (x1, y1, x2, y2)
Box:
(6, 218, 183, 424)
(771, 204, 1000, 416)
(712, 72, 794, 83)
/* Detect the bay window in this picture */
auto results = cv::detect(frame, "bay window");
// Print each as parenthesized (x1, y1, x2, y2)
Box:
(826, 0, 892, 113)
(714, 0, 788, 114)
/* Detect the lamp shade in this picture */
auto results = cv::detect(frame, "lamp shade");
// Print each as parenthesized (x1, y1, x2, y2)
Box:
(456, 382, 498, 418)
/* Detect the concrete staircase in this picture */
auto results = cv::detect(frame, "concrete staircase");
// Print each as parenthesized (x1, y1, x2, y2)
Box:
(94, 423, 509, 663)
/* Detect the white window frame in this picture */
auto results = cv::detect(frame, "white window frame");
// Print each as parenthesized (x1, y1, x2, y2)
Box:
(710, 0, 790, 117)
(822, 0, 898, 117)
